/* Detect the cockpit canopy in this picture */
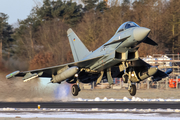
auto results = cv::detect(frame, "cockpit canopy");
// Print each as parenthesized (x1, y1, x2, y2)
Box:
(116, 21, 139, 34)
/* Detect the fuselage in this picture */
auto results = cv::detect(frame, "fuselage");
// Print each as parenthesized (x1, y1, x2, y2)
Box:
(82, 21, 150, 71)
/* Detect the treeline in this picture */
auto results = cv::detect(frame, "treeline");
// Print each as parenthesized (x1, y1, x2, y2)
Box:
(1, 0, 180, 71)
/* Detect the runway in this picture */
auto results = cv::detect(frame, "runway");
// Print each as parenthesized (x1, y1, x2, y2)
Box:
(1, 101, 180, 109)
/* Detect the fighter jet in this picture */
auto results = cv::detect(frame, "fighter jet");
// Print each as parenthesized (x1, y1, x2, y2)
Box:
(6, 21, 172, 96)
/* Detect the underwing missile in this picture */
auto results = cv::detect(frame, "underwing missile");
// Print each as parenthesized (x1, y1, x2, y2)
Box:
(51, 66, 79, 83)
(23, 73, 38, 82)
(23, 72, 43, 82)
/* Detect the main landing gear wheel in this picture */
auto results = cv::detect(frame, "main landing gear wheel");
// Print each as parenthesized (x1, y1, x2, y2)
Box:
(123, 74, 128, 83)
(72, 84, 80, 96)
(129, 84, 136, 96)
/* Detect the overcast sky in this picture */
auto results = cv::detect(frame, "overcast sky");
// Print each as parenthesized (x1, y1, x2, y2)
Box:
(0, 0, 84, 25)
(0, 0, 120, 25)
(0, 0, 37, 25)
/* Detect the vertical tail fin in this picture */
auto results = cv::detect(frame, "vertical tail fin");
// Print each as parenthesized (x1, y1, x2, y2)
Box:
(67, 28, 91, 62)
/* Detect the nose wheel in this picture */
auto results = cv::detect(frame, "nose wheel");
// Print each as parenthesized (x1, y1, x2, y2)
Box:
(129, 84, 136, 96)
(124, 73, 136, 96)
(123, 68, 137, 96)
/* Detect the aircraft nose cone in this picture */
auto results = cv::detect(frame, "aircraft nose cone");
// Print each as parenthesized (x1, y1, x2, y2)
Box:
(133, 27, 150, 41)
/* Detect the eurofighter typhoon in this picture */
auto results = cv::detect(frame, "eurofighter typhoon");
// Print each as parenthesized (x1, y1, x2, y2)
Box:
(6, 21, 172, 96)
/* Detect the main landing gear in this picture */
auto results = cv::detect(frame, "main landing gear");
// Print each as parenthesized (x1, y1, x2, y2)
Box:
(122, 74, 128, 83)
(72, 84, 80, 96)
(129, 84, 136, 96)
(71, 75, 81, 96)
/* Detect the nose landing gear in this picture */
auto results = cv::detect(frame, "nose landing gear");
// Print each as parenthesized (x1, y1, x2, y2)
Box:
(123, 72, 137, 96)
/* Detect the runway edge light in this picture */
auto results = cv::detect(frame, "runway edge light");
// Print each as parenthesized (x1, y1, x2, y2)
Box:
(38, 105, 41, 109)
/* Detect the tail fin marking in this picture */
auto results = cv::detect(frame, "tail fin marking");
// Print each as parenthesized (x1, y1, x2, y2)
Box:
(67, 28, 91, 62)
